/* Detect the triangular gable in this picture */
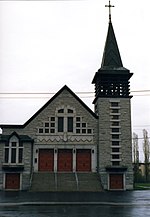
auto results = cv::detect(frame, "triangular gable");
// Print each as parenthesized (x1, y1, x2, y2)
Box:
(0, 85, 98, 129)
(8, 131, 20, 140)
(0, 131, 33, 142)
(0, 132, 19, 142)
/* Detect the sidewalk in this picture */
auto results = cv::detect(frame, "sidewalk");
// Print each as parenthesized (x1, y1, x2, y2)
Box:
(0, 191, 150, 206)
(0, 191, 108, 204)
(0, 191, 124, 205)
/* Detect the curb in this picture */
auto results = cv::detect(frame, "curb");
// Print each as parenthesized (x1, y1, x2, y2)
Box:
(0, 201, 150, 207)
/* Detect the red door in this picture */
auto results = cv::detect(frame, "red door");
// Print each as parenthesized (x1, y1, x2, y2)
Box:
(109, 174, 124, 190)
(58, 149, 73, 172)
(5, 173, 20, 190)
(39, 149, 54, 171)
(76, 149, 91, 172)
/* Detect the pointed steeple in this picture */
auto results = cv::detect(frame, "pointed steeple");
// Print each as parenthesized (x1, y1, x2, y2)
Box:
(101, 22, 123, 68)
(92, 2, 133, 101)
(102, 0, 123, 68)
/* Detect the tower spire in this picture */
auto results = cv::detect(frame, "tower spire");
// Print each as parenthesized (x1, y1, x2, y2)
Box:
(105, 0, 115, 23)
(92, 1, 133, 100)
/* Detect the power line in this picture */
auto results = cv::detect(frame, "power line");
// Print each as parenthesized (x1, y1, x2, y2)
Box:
(133, 137, 150, 140)
(0, 90, 150, 99)
(0, 89, 150, 94)
(131, 90, 150, 93)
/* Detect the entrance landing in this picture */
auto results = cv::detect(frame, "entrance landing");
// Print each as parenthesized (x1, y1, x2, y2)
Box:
(30, 172, 103, 192)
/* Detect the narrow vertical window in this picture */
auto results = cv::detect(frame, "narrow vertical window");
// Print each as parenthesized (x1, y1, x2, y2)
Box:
(11, 142, 17, 163)
(18, 149, 23, 163)
(5, 148, 9, 163)
(11, 148, 16, 163)
(67, 117, 73, 132)
(58, 117, 64, 132)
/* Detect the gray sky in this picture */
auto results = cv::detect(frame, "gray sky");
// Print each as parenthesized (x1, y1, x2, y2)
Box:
(0, 0, 150, 161)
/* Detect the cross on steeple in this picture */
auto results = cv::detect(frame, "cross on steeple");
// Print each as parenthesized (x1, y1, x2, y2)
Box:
(105, 0, 115, 23)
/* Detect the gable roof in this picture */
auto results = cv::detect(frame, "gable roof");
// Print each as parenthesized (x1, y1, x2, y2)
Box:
(0, 131, 33, 142)
(0, 85, 98, 129)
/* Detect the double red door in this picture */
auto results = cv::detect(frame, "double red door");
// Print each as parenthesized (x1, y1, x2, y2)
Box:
(5, 173, 20, 190)
(109, 174, 124, 190)
(58, 149, 73, 171)
(39, 149, 54, 171)
(76, 149, 91, 172)
(38, 148, 92, 172)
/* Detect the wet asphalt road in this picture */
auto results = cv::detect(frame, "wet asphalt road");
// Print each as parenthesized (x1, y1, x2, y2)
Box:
(3, 204, 150, 217)
(0, 191, 150, 217)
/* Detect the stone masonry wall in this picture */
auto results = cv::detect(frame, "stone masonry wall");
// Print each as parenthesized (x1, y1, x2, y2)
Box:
(96, 97, 133, 190)
(1, 88, 99, 187)
(2, 89, 98, 147)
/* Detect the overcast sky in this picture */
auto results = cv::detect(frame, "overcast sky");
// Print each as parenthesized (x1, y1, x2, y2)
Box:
(0, 0, 150, 161)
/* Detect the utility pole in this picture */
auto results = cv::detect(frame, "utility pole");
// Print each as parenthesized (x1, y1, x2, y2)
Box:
(133, 132, 139, 164)
(143, 129, 150, 182)
(133, 132, 139, 182)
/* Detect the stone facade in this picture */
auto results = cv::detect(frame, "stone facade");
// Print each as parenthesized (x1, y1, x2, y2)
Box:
(0, 16, 134, 191)
(95, 98, 133, 190)
(0, 86, 100, 190)
(0, 86, 133, 191)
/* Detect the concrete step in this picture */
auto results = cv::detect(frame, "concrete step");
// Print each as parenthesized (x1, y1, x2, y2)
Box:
(30, 172, 55, 192)
(77, 173, 103, 192)
(30, 172, 103, 192)
(57, 173, 77, 191)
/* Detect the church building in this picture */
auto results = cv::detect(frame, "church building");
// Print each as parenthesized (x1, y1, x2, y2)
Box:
(0, 3, 133, 191)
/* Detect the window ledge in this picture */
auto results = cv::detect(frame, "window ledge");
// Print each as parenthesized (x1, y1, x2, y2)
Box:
(111, 152, 122, 155)
(106, 166, 127, 172)
(2, 163, 24, 171)
(111, 159, 122, 162)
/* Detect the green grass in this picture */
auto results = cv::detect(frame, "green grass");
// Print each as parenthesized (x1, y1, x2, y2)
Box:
(134, 183, 150, 190)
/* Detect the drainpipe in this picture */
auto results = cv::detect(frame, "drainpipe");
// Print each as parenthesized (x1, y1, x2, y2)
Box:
(29, 139, 34, 189)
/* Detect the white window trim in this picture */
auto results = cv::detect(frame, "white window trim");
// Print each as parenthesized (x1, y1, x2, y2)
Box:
(4, 136, 23, 164)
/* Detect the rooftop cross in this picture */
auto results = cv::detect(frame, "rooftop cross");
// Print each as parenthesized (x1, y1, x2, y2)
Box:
(105, 0, 115, 23)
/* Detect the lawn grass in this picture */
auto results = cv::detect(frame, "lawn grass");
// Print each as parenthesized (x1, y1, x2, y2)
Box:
(134, 183, 150, 190)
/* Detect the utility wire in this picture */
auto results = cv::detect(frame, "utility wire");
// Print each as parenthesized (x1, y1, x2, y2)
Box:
(0, 90, 150, 94)
(0, 90, 150, 98)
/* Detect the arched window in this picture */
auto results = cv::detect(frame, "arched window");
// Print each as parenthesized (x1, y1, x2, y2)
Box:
(4, 136, 23, 164)
(57, 107, 75, 133)
(37, 106, 93, 135)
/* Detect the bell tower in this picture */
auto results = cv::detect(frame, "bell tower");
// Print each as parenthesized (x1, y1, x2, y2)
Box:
(92, 1, 133, 190)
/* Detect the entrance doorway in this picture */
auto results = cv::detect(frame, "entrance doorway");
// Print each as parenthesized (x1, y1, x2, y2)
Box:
(76, 149, 91, 172)
(5, 173, 20, 190)
(109, 174, 124, 190)
(57, 149, 73, 172)
(38, 149, 54, 171)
